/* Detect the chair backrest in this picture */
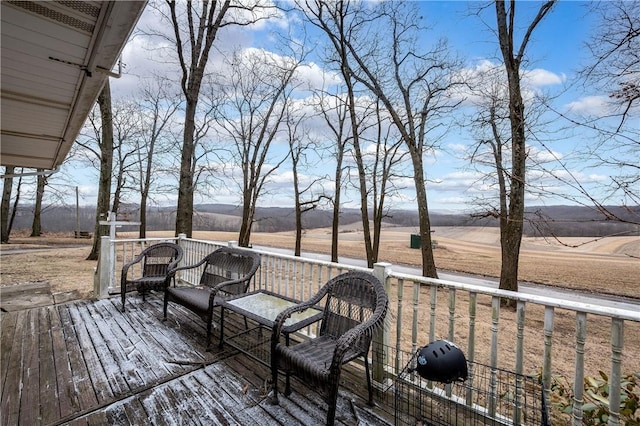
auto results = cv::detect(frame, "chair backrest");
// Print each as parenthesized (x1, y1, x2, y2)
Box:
(142, 242, 183, 278)
(319, 271, 388, 352)
(198, 247, 261, 296)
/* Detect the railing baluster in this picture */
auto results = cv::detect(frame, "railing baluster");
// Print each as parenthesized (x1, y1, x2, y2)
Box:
(412, 280, 420, 354)
(608, 318, 624, 426)
(429, 284, 437, 343)
(514, 300, 526, 424)
(396, 278, 405, 374)
(542, 306, 555, 415)
(489, 295, 500, 417)
(572, 311, 587, 425)
(466, 292, 477, 407)
(448, 288, 456, 341)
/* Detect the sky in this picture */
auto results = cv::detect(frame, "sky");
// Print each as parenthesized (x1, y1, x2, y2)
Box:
(52, 1, 637, 214)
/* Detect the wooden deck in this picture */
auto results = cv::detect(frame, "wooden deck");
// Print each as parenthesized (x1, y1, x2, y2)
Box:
(1, 293, 395, 425)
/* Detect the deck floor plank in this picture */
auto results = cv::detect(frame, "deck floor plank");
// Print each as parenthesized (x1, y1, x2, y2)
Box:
(83, 301, 149, 390)
(51, 304, 83, 416)
(112, 297, 209, 371)
(98, 300, 176, 385)
(68, 301, 130, 399)
(1, 295, 395, 425)
(38, 306, 60, 424)
(19, 308, 40, 425)
(60, 303, 106, 410)
(179, 374, 242, 425)
(1, 310, 26, 426)
(0, 309, 18, 391)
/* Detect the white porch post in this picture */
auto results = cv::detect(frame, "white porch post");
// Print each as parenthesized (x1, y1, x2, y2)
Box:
(93, 235, 111, 298)
(372, 262, 391, 385)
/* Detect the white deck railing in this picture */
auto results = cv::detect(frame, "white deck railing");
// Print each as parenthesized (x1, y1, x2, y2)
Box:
(97, 235, 640, 426)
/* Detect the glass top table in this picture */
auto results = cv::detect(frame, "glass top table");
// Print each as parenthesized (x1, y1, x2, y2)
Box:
(217, 290, 323, 364)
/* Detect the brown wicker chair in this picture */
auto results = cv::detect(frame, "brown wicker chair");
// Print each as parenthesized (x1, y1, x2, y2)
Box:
(120, 242, 183, 312)
(270, 271, 388, 426)
(163, 247, 261, 350)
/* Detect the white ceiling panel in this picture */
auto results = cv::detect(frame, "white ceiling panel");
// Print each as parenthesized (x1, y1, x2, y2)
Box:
(1, 0, 147, 172)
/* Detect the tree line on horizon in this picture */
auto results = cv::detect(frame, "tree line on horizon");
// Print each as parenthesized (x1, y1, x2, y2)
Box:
(6, 203, 638, 239)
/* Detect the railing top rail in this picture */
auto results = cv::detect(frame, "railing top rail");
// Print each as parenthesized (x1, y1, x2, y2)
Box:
(110, 237, 179, 244)
(181, 237, 373, 273)
(390, 270, 640, 322)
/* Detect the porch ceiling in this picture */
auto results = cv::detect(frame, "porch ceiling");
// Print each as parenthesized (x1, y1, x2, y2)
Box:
(0, 1, 147, 171)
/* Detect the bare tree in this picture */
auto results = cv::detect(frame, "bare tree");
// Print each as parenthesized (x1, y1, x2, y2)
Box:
(0, 167, 13, 243)
(134, 77, 181, 238)
(583, 1, 640, 131)
(209, 48, 299, 247)
(359, 100, 410, 265)
(285, 105, 328, 256)
(314, 90, 350, 262)
(86, 80, 115, 261)
(552, 1, 640, 224)
(303, 0, 461, 277)
(110, 101, 143, 215)
(147, 0, 277, 237)
(30, 170, 46, 237)
(493, 0, 556, 297)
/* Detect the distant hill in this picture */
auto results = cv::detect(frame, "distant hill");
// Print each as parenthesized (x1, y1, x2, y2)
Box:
(8, 203, 639, 238)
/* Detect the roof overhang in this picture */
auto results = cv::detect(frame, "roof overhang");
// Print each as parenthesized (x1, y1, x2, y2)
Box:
(1, 0, 147, 171)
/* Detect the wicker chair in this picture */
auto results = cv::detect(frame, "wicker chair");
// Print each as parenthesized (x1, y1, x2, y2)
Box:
(163, 247, 261, 350)
(120, 242, 183, 312)
(270, 271, 389, 426)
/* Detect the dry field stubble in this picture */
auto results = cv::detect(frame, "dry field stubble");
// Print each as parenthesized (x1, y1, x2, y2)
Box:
(1, 228, 638, 392)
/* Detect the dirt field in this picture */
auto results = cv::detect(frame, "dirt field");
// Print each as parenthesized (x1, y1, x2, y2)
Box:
(1, 225, 638, 299)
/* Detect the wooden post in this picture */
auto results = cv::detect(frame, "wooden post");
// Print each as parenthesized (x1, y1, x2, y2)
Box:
(373, 262, 391, 386)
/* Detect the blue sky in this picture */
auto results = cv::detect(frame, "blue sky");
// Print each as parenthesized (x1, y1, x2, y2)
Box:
(59, 1, 636, 214)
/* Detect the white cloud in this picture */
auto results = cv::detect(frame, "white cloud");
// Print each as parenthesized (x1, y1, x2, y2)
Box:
(565, 95, 612, 116)
(523, 68, 566, 87)
(294, 62, 342, 90)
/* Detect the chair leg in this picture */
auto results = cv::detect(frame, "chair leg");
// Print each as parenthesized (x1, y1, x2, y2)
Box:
(284, 372, 291, 396)
(206, 310, 213, 351)
(364, 355, 374, 406)
(121, 291, 126, 312)
(325, 384, 339, 426)
(162, 293, 169, 321)
(270, 357, 280, 405)
(218, 308, 225, 349)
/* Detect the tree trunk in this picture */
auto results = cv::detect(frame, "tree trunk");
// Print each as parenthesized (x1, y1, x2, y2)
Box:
(1, 166, 15, 243)
(175, 98, 196, 237)
(330, 193, 341, 262)
(493, 0, 552, 299)
(330, 162, 342, 262)
(238, 189, 254, 247)
(87, 80, 114, 261)
(293, 156, 302, 257)
(30, 170, 45, 237)
(412, 154, 438, 278)
(8, 173, 23, 238)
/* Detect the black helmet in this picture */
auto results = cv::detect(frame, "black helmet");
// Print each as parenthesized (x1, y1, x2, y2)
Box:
(415, 340, 468, 383)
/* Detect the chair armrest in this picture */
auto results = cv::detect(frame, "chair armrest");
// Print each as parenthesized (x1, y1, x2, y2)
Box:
(206, 276, 254, 309)
(271, 301, 316, 342)
(164, 257, 208, 287)
(330, 297, 389, 369)
(121, 251, 147, 281)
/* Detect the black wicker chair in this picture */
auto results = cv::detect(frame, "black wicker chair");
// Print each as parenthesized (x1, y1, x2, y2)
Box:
(163, 247, 261, 350)
(120, 242, 183, 311)
(270, 271, 389, 426)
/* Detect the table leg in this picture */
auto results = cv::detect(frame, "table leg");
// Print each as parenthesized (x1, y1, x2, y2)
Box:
(219, 307, 225, 349)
